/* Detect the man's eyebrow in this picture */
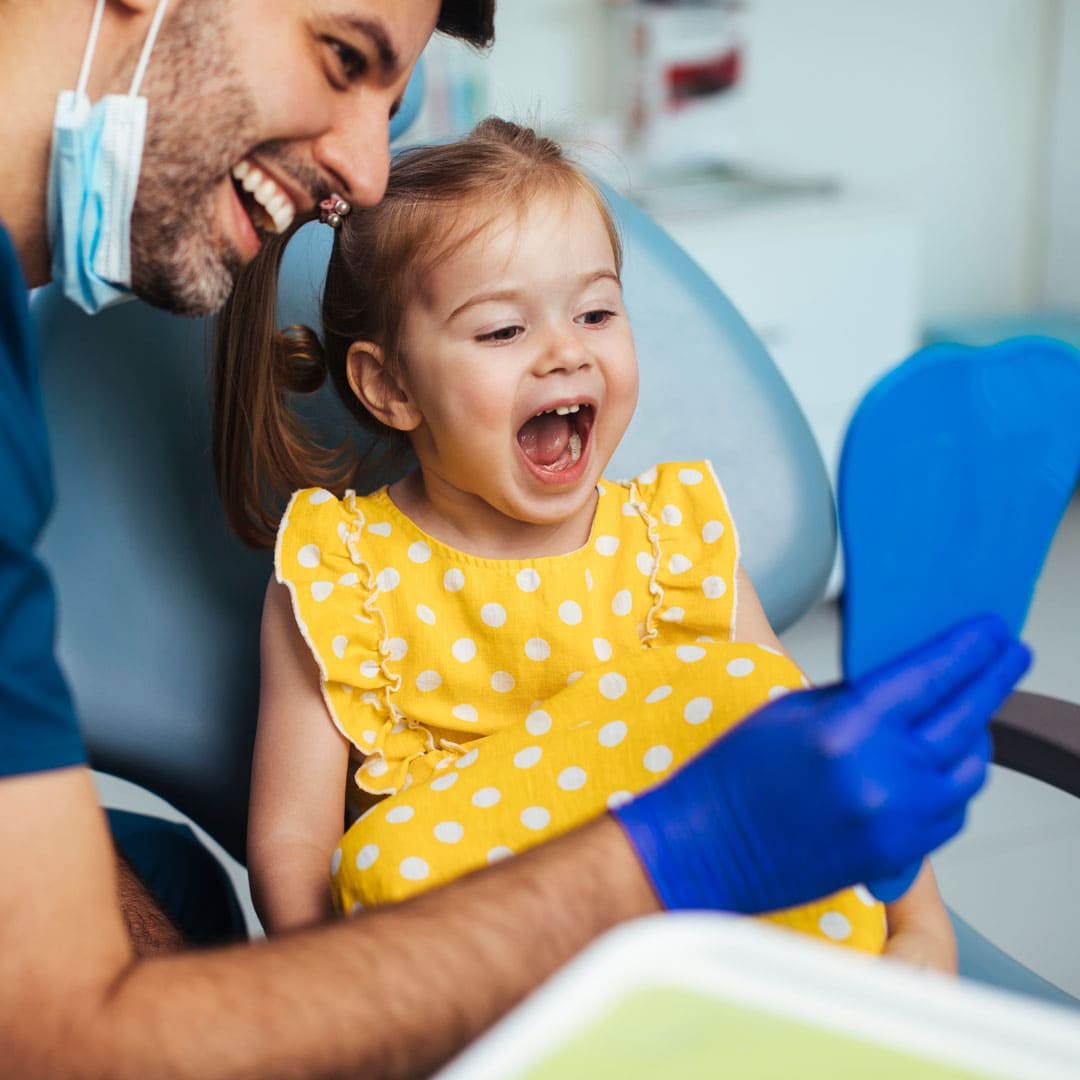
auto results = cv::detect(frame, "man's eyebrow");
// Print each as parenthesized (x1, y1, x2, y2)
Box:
(328, 14, 400, 73)
(446, 270, 621, 323)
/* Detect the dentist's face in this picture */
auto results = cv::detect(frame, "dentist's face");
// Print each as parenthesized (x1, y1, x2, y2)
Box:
(129, 0, 438, 316)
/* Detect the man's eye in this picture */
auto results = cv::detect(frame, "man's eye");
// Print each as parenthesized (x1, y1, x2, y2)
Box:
(477, 326, 522, 343)
(329, 39, 369, 81)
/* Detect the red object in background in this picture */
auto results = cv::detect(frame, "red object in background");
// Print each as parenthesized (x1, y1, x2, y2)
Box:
(667, 49, 742, 107)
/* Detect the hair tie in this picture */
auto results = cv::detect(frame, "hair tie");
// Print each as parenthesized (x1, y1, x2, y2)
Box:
(319, 194, 352, 229)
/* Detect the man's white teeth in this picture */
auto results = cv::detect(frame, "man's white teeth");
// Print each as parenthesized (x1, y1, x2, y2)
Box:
(568, 432, 582, 464)
(231, 160, 296, 234)
(535, 403, 582, 417)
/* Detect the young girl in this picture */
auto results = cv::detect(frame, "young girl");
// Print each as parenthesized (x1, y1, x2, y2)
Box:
(214, 118, 954, 970)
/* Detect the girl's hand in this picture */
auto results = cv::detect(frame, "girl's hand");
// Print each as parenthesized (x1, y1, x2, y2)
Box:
(883, 924, 958, 975)
(883, 861, 957, 976)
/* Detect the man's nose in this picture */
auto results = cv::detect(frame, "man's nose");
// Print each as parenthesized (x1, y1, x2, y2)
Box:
(313, 102, 392, 208)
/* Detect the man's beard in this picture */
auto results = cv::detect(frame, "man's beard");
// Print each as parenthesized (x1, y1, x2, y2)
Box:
(128, 2, 257, 318)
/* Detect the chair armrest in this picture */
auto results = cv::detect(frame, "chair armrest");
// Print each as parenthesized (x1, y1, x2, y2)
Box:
(991, 689, 1080, 799)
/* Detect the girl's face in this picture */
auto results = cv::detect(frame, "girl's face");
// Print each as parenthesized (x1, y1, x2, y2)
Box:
(391, 189, 639, 550)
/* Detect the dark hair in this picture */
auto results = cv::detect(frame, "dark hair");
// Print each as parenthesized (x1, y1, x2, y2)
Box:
(213, 118, 623, 548)
(438, 0, 496, 46)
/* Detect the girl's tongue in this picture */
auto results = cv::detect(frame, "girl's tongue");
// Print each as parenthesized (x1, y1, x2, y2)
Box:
(517, 412, 581, 469)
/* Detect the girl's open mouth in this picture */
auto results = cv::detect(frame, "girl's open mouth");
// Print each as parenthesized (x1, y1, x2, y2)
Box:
(516, 403, 595, 476)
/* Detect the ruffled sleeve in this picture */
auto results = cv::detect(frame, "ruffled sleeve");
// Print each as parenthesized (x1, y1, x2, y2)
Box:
(275, 487, 438, 796)
(629, 461, 741, 644)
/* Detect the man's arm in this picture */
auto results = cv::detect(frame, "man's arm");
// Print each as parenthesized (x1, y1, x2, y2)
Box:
(2, 765, 655, 1080)
(114, 850, 185, 955)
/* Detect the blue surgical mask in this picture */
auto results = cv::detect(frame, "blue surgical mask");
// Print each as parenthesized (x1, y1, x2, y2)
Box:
(47, 0, 169, 314)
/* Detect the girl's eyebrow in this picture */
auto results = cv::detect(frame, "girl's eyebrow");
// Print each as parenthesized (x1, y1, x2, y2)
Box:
(446, 270, 621, 324)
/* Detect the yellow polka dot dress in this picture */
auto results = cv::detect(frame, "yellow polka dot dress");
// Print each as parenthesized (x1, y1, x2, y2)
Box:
(276, 461, 886, 953)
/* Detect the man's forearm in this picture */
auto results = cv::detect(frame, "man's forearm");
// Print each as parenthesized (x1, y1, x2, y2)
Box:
(114, 852, 185, 956)
(57, 816, 658, 1080)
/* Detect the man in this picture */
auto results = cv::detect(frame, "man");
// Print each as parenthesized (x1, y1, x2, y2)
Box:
(0, 1, 1029, 1076)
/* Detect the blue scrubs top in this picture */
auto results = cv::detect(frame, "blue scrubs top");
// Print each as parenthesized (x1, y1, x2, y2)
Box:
(0, 223, 86, 775)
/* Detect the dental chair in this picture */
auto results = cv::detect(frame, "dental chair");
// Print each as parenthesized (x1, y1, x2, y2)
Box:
(31, 67, 1077, 1002)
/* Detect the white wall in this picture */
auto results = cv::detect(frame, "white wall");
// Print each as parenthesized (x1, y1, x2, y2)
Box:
(466, 0, 1064, 326)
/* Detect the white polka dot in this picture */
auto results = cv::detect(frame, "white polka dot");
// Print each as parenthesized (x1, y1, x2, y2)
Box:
(385, 637, 408, 661)
(519, 637, 549, 662)
(481, 603, 507, 628)
(558, 767, 587, 791)
(434, 821, 464, 844)
(349, 900, 364, 914)
(416, 670, 442, 691)
(593, 638, 613, 662)
(364, 757, 388, 778)
(611, 590, 633, 616)
(668, 554, 693, 575)
(678, 467, 703, 485)
(360, 691, 378, 704)
(596, 483, 605, 496)
(390, 719, 407, 734)
(517, 568, 541, 592)
(309, 489, 334, 505)
(702, 520, 724, 543)
(430, 772, 458, 791)
(703, 576, 727, 599)
(599, 672, 627, 699)
(362, 729, 377, 744)
(456, 748, 479, 769)
(676, 645, 706, 663)
(607, 790, 633, 809)
(684, 697, 713, 725)
(853, 885, 877, 907)
(297, 544, 321, 568)
(451, 704, 478, 723)
(444, 568, 465, 592)
(726, 657, 756, 677)
(360, 660, 381, 679)
(332, 635, 348, 659)
(595, 535, 620, 556)
(819, 912, 853, 941)
(520, 806, 551, 831)
(599, 721, 627, 747)
(417, 604, 436, 625)
(337, 522, 349, 544)
(367, 522, 392, 537)
(636, 552, 655, 575)
(408, 541, 432, 564)
(354, 844, 379, 870)
(451, 638, 477, 663)
(487, 846, 514, 863)
(385, 805, 414, 824)
(526, 710, 553, 736)
(559, 600, 583, 625)
(399, 857, 430, 882)
(584, 568, 594, 591)
(472, 787, 502, 808)
(622, 501, 638, 516)
(660, 607, 685, 623)
(330, 848, 342, 875)
(567, 671, 584, 684)
(311, 581, 334, 602)
(645, 685, 673, 704)
(637, 466, 657, 484)
(337, 572, 359, 587)
(491, 671, 515, 693)
(644, 745, 674, 773)
(514, 746, 542, 769)
(376, 567, 400, 592)
(660, 504, 683, 526)
(767, 685, 791, 701)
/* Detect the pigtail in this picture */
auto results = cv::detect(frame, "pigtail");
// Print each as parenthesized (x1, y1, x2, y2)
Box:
(211, 225, 356, 550)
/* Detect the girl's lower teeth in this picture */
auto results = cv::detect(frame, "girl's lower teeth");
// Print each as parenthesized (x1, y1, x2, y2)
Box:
(545, 432, 582, 472)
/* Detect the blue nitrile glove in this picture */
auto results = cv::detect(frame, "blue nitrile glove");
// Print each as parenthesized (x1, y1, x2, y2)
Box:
(613, 614, 1030, 915)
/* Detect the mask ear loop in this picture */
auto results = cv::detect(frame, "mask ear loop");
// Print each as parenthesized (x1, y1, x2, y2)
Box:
(127, 0, 170, 97)
(74, 0, 107, 98)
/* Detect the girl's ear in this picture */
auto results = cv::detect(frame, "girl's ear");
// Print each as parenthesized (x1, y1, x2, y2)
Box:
(346, 342, 423, 432)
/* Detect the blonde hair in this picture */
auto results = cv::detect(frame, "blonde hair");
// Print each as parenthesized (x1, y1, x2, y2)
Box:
(213, 118, 623, 548)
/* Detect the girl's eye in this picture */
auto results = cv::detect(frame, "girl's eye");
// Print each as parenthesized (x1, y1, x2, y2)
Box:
(477, 326, 523, 343)
(328, 39, 369, 82)
(579, 309, 616, 326)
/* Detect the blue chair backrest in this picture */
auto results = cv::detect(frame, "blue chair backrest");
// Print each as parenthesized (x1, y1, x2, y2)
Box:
(33, 184, 834, 862)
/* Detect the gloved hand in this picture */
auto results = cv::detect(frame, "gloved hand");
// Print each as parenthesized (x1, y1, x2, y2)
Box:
(613, 614, 1030, 915)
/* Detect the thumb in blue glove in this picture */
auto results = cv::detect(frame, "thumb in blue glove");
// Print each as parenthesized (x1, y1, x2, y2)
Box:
(613, 613, 1030, 916)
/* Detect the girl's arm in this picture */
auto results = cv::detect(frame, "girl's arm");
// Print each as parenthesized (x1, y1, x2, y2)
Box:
(732, 567, 792, 656)
(248, 578, 351, 934)
(884, 860, 957, 974)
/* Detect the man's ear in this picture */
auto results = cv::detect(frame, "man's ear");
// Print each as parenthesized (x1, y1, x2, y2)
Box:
(346, 342, 422, 432)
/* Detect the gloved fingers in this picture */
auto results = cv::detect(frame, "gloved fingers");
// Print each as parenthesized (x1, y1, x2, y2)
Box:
(915, 640, 1030, 764)
(851, 613, 1015, 730)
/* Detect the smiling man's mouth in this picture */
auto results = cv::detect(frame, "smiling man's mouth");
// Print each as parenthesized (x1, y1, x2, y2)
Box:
(231, 159, 296, 234)
(517, 403, 594, 472)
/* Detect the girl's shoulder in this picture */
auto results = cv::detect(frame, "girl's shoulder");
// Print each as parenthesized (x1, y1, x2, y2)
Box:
(607, 460, 736, 531)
